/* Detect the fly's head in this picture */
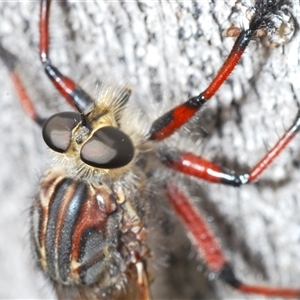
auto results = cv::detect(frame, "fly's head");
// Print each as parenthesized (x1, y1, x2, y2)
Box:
(42, 84, 137, 181)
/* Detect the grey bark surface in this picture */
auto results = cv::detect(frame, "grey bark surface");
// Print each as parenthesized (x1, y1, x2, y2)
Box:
(0, 1, 300, 299)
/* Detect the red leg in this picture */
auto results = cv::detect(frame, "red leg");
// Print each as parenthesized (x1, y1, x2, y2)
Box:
(149, 29, 250, 141)
(39, 0, 93, 115)
(161, 110, 300, 186)
(0, 0, 95, 124)
(149, 2, 281, 141)
(166, 183, 300, 298)
(248, 110, 300, 182)
(0, 44, 45, 126)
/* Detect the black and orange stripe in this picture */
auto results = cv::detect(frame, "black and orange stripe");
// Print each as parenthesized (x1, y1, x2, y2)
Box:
(31, 170, 119, 286)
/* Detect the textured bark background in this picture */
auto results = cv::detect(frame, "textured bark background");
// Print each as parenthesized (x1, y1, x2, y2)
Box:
(0, 1, 300, 299)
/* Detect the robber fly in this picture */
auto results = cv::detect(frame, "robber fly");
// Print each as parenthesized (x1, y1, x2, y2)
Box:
(0, 0, 299, 299)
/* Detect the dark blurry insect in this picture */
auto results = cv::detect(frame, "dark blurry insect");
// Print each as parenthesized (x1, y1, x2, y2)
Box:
(0, 0, 299, 299)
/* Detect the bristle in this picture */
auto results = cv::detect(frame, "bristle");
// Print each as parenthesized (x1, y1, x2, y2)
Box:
(93, 81, 132, 117)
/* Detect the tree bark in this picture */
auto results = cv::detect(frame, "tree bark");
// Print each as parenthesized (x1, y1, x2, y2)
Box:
(0, 1, 300, 299)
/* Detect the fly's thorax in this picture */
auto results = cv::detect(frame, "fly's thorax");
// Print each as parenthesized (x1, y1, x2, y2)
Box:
(30, 168, 149, 292)
(31, 168, 122, 287)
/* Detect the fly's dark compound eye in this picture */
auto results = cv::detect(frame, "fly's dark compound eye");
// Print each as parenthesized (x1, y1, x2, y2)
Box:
(42, 112, 81, 153)
(80, 126, 134, 169)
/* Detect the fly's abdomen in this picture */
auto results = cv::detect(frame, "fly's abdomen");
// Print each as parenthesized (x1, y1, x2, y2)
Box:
(30, 168, 121, 287)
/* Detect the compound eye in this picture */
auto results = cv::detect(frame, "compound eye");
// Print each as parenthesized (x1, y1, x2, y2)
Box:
(81, 126, 134, 169)
(43, 112, 81, 153)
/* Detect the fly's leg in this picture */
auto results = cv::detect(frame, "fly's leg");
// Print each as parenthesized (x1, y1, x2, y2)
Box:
(0, 43, 45, 126)
(149, 1, 292, 141)
(39, 0, 93, 115)
(0, 0, 96, 126)
(161, 110, 300, 186)
(149, 28, 251, 141)
(166, 183, 300, 298)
